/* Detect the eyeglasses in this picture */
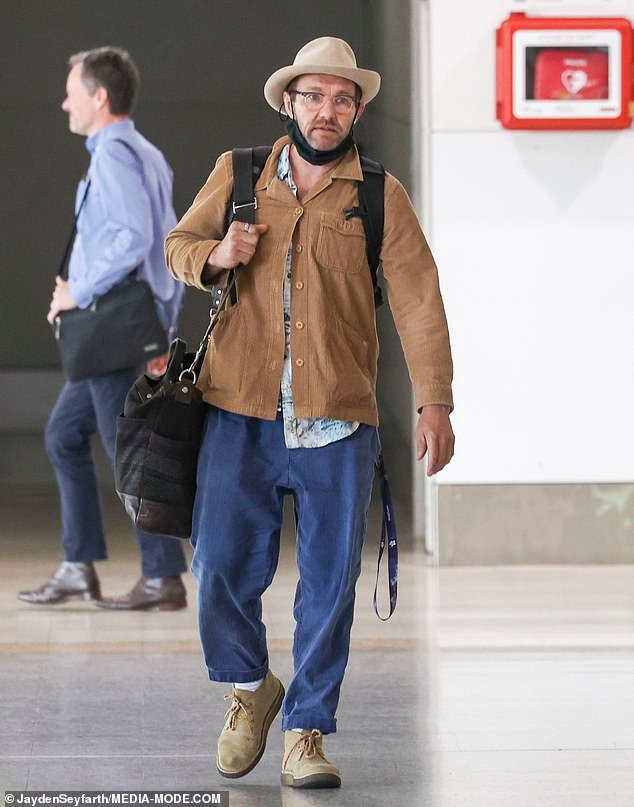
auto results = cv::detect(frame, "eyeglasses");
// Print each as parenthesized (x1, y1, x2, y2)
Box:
(290, 90, 358, 113)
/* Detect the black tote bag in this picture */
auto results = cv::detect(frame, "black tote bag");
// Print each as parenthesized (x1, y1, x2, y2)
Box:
(114, 337, 210, 539)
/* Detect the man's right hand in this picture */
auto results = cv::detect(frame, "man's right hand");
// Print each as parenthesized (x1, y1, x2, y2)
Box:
(208, 221, 269, 270)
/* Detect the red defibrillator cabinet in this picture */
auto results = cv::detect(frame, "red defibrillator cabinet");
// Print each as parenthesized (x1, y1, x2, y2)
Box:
(496, 13, 634, 129)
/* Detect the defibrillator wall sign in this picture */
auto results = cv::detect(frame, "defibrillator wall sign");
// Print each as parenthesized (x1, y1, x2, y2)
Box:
(496, 12, 633, 128)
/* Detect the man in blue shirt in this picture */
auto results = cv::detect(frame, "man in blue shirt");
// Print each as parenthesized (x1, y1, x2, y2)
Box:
(18, 47, 188, 610)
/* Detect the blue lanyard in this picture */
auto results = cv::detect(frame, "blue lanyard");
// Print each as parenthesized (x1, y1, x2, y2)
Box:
(373, 451, 398, 620)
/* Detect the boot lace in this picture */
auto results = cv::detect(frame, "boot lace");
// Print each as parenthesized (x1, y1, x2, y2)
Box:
(292, 729, 326, 762)
(223, 693, 251, 731)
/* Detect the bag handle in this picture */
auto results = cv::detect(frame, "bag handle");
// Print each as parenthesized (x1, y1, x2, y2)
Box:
(177, 275, 238, 384)
(164, 338, 188, 383)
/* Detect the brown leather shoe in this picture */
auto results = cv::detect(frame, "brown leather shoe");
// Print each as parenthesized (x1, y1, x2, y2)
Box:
(95, 575, 187, 611)
(18, 561, 101, 605)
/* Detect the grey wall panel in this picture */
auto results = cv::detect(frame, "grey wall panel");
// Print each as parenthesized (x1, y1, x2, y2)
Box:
(438, 484, 634, 565)
(1, 0, 378, 369)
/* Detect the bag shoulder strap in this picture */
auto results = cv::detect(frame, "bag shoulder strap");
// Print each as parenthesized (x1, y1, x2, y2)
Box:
(111, 137, 140, 163)
(358, 156, 386, 308)
(59, 138, 144, 283)
(58, 178, 90, 281)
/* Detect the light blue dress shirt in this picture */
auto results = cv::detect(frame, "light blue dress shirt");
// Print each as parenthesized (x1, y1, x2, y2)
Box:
(69, 119, 183, 333)
(277, 145, 359, 449)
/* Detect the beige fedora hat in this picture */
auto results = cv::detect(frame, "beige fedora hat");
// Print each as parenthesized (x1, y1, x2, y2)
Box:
(264, 36, 381, 110)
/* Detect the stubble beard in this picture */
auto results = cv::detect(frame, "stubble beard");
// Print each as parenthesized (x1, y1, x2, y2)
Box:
(305, 118, 348, 150)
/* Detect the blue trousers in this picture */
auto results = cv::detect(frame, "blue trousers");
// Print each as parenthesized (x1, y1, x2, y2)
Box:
(45, 368, 187, 578)
(191, 407, 379, 734)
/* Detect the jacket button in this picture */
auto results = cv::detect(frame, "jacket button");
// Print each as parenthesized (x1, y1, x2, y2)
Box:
(295, 358, 304, 367)
(295, 281, 304, 290)
(296, 244, 303, 253)
(295, 207, 303, 215)
(295, 321, 304, 330)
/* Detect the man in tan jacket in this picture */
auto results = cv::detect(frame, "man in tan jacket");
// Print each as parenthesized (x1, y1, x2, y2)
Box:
(165, 37, 454, 789)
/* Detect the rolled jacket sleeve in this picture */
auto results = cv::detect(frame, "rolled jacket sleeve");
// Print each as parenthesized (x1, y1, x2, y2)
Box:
(164, 152, 234, 291)
(381, 174, 454, 412)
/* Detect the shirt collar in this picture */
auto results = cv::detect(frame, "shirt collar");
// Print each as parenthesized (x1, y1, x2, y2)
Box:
(86, 119, 135, 154)
(277, 144, 297, 192)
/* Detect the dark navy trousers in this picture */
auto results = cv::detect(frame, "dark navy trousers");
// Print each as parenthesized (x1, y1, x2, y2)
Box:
(45, 368, 187, 578)
(191, 406, 379, 734)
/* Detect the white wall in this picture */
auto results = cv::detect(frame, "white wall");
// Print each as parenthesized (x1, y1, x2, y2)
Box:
(425, 0, 634, 485)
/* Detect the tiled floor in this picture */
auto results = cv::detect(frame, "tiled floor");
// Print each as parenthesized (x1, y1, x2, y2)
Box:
(1, 485, 633, 806)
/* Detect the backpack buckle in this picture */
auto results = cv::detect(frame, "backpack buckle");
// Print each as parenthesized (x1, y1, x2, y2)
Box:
(232, 197, 258, 215)
(342, 205, 364, 220)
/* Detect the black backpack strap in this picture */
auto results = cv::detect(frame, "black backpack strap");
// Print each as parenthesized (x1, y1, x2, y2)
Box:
(227, 146, 272, 227)
(231, 147, 259, 222)
(358, 156, 386, 308)
(214, 146, 273, 310)
(252, 145, 274, 183)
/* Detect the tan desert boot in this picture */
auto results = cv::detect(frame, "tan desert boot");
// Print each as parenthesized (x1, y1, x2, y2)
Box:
(281, 729, 341, 788)
(216, 670, 285, 778)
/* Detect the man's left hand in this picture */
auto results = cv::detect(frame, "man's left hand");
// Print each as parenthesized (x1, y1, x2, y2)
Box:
(47, 276, 78, 324)
(415, 404, 455, 476)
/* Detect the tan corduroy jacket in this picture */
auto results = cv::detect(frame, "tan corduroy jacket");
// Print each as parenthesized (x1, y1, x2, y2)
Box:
(164, 136, 453, 425)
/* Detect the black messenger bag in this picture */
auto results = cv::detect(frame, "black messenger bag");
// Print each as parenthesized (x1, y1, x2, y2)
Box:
(54, 273, 168, 382)
(53, 153, 168, 382)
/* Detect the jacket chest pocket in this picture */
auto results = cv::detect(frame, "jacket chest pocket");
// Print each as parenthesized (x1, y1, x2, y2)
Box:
(315, 213, 366, 274)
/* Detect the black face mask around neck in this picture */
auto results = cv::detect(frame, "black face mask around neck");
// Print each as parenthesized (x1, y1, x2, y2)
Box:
(285, 118, 355, 166)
